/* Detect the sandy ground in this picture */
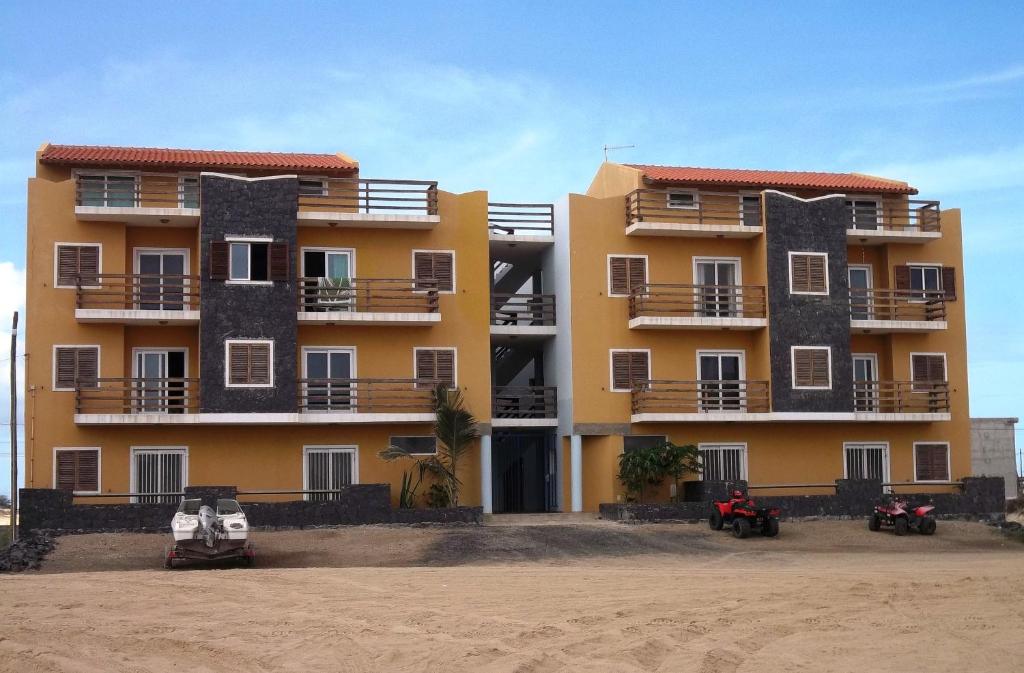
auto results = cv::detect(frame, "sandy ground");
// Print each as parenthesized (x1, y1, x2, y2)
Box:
(2, 520, 1023, 672)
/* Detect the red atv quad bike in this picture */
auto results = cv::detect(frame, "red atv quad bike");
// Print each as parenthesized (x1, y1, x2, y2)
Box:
(868, 496, 937, 536)
(709, 490, 781, 539)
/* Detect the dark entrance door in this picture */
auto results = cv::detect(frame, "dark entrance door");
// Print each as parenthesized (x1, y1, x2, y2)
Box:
(492, 431, 556, 513)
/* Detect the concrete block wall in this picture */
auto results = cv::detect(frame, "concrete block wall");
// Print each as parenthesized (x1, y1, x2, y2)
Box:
(970, 417, 1019, 499)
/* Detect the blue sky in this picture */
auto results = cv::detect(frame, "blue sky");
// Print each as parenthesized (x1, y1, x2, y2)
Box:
(1, 2, 1022, 492)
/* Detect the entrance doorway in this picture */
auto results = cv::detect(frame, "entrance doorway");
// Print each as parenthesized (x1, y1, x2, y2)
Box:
(491, 431, 557, 513)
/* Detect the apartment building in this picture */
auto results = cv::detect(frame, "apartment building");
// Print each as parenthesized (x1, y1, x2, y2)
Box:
(23, 144, 970, 514)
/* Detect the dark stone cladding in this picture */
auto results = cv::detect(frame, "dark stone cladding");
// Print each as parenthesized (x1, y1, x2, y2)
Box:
(764, 191, 853, 412)
(199, 174, 298, 413)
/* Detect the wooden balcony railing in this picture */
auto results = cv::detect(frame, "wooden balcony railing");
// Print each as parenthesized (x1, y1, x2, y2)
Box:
(629, 284, 767, 320)
(298, 378, 438, 413)
(849, 289, 946, 322)
(76, 378, 200, 414)
(492, 386, 557, 419)
(491, 293, 556, 326)
(846, 200, 940, 233)
(297, 178, 439, 215)
(631, 380, 771, 414)
(76, 274, 200, 310)
(488, 202, 554, 236)
(853, 381, 950, 413)
(625, 189, 762, 227)
(298, 277, 439, 313)
(75, 172, 199, 208)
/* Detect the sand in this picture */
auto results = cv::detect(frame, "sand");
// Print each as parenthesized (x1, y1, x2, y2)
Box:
(2, 521, 1023, 672)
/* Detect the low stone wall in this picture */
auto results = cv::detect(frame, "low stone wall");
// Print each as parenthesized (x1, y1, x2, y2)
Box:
(18, 484, 482, 535)
(600, 477, 1006, 522)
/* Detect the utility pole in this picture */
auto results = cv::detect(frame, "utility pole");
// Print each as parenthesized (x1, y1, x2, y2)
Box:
(10, 311, 17, 542)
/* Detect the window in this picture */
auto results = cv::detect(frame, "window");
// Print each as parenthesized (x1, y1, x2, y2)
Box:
(792, 346, 831, 389)
(848, 266, 873, 320)
(301, 248, 354, 311)
(179, 176, 199, 208)
(413, 251, 454, 292)
(209, 239, 289, 283)
(845, 198, 881, 230)
(298, 178, 327, 197)
(666, 191, 698, 209)
(694, 258, 739, 317)
(55, 244, 100, 288)
(304, 446, 358, 501)
(226, 340, 273, 387)
(895, 264, 957, 302)
(415, 348, 456, 388)
(135, 249, 188, 310)
(740, 194, 761, 227)
(914, 443, 950, 482)
(133, 349, 188, 413)
(911, 353, 946, 392)
(53, 346, 99, 391)
(623, 435, 666, 452)
(699, 444, 747, 481)
(852, 354, 879, 412)
(844, 443, 889, 482)
(303, 348, 354, 411)
(789, 252, 828, 295)
(54, 448, 100, 494)
(131, 447, 187, 504)
(78, 174, 137, 207)
(610, 350, 650, 392)
(390, 436, 438, 455)
(698, 351, 744, 410)
(608, 255, 647, 296)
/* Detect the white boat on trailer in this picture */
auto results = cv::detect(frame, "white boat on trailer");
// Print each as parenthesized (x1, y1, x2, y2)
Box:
(166, 498, 255, 568)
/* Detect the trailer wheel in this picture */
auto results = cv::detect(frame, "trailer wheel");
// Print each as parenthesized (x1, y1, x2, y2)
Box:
(894, 517, 909, 536)
(709, 509, 724, 531)
(732, 517, 751, 539)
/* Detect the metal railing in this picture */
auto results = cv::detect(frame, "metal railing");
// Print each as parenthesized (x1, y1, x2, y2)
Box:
(298, 378, 438, 413)
(76, 274, 200, 311)
(75, 172, 198, 208)
(631, 380, 771, 414)
(487, 202, 554, 235)
(76, 378, 200, 414)
(629, 284, 766, 320)
(298, 277, 439, 313)
(853, 381, 950, 413)
(297, 178, 439, 215)
(625, 189, 761, 227)
(491, 293, 556, 326)
(846, 200, 941, 233)
(492, 386, 557, 419)
(849, 289, 946, 322)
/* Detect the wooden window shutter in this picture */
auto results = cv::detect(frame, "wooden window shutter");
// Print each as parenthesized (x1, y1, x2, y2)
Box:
(435, 349, 455, 387)
(413, 252, 453, 292)
(791, 254, 826, 293)
(55, 348, 78, 389)
(809, 350, 829, 386)
(893, 265, 911, 291)
(627, 258, 647, 294)
(57, 245, 99, 286)
(228, 343, 250, 385)
(56, 450, 99, 492)
(808, 256, 826, 293)
(269, 242, 290, 281)
(793, 350, 811, 387)
(941, 267, 957, 301)
(56, 451, 77, 490)
(609, 257, 629, 295)
(794, 349, 829, 387)
(911, 354, 945, 383)
(78, 246, 99, 286)
(56, 245, 78, 286)
(413, 252, 434, 291)
(611, 351, 631, 389)
(210, 241, 230, 280)
(249, 343, 271, 385)
(629, 351, 649, 384)
(76, 348, 99, 388)
(791, 256, 809, 293)
(415, 349, 455, 388)
(915, 444, 949, 481)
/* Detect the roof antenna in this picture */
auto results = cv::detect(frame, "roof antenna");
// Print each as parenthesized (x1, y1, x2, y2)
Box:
(603, 144, 635, 162)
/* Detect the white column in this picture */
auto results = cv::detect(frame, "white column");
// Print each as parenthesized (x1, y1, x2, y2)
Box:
(570, 434, 583, 513)
(480, 434, 492, 514)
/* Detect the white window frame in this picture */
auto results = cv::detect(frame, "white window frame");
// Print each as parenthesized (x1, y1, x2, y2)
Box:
(53, 241, 103, 289)
(606, 253, 648, 298)
(129, 446, 188, 503)
(845, 196, 883, 227)
(225, 339, 275, 388)
(609, 348, 651, 393)
(412, 346, 458, 387)
(842, 442, 890, 484)
(178, 174, 200, 208)
(788, 251, 830, 296)
(389, 435, 438, 456)
(848, 264, 874, 319)
(912, 441, 952, 483)
(298, 176, 329, 197)
(411, 249, 456, 294)
(299, 247, 356, 279)
(52, 447, 102, 495)
(791, 345, 833, 390)
(132, 247, 191, 275)
(225, 235, 274, 285)
(852, 353, 880, 412)
(738, 191, 762, 226)
(665, 189, 699, 210)
(907, 263, 943, 302)
(302, 445, 359, 501)
(74, 170, 140, 207)
(909, 352, 948, 393)
(301, 346, 357, 412)
(697, 443, 749, 481)
(51, 344, 101, 392)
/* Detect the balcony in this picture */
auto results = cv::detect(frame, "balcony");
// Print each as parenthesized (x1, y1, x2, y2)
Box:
(74, 173, 200, 226)
(625, 189, 763, 238)
(628, 284, 767, 330)
(297, 178, 440, 229)
(298, 277, 440, 326)
(75, 377, 436, 425)
(490, 293, 556, 337)
(849, 289, 947, 333)
(845, 200, 941, 244)
(76, 274, 200, 325)
(492, 385, 558, 427)
(488, 202, 554, 241)
(853, 381, 950, 415)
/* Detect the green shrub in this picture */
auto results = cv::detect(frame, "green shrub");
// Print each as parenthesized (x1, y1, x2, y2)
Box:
(617, 441, 699, 503)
